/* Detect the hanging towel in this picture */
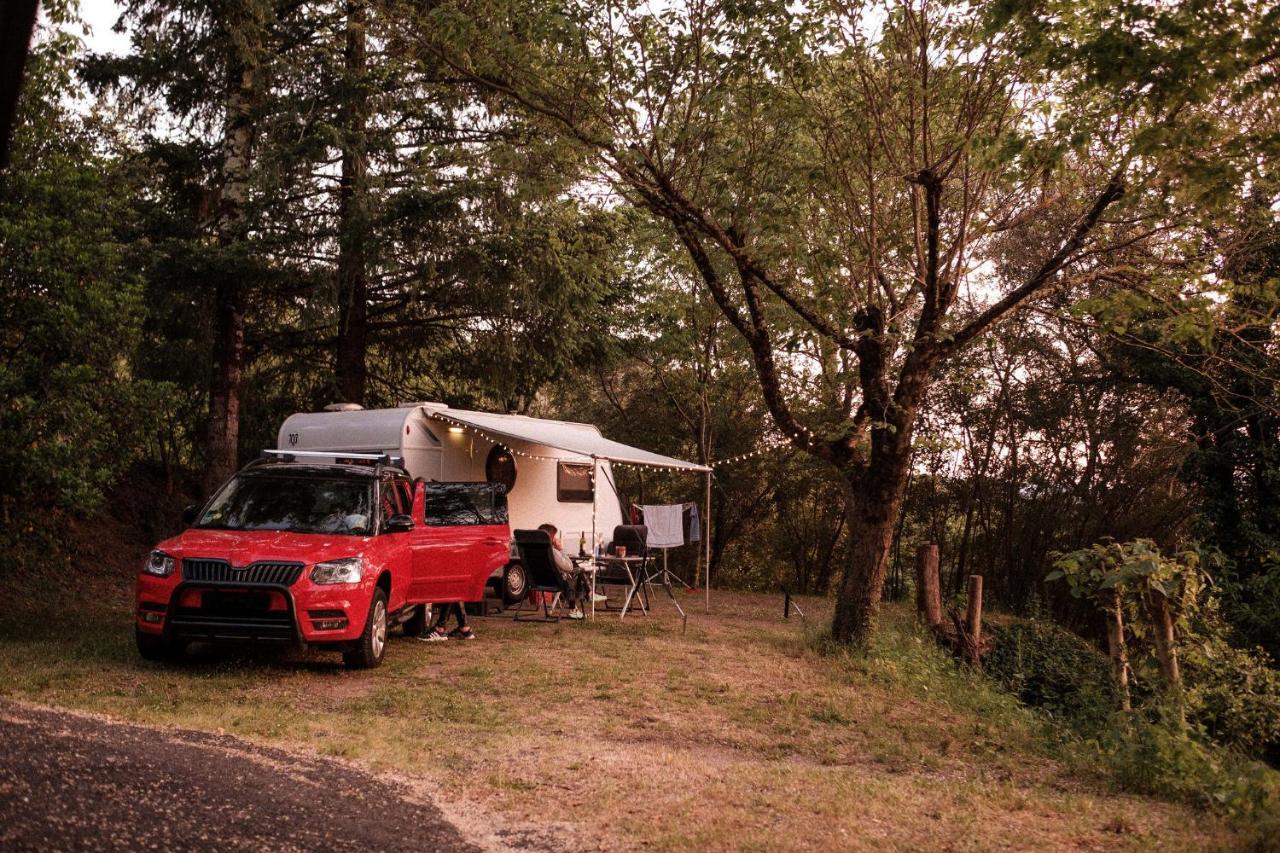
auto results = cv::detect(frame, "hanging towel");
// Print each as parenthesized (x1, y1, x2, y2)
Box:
(685, 502, 701, 542)
(641, 504, 684, 548)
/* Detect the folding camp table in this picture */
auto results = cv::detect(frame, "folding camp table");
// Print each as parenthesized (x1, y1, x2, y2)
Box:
(585, 555, 687, 630)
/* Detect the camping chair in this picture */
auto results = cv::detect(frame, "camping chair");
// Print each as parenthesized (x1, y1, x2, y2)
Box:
(596, 524, 653, 615)
(512, 529, 568, 622)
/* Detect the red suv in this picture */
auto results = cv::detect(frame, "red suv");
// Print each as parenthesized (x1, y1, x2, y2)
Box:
(135, 454, 510, 668)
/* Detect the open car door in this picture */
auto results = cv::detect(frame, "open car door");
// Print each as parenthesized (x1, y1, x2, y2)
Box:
(409, 482, 509, 603)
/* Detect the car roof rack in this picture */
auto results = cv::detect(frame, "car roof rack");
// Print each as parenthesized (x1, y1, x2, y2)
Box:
(254, 449, 406, 471)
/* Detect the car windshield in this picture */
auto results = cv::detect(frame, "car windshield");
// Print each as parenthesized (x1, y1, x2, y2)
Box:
(195, 471, 375, 536)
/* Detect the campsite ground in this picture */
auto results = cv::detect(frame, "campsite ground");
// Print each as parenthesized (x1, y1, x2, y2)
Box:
(0, 549, 1258, 851)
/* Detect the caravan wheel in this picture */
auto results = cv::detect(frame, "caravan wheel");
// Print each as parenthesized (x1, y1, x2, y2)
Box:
(502, 563, 527, 607)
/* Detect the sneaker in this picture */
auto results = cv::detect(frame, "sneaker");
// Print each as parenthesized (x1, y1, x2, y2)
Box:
(418, 629, 450, 642)
(592, 593, 607, 604)
(568, 607, 585, 620)
(450, 626, 476, 640)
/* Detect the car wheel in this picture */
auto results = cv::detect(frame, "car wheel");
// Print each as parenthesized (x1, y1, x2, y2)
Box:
(502, 563, 527, 607)
(343, 588, 388, 670)
(402, 604, 427, 637)
(136, 628, 184, 663)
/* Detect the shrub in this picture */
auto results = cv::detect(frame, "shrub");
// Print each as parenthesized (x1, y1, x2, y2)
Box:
(1096, 708, 1273, 818)
(1184, 639, 1280, 762)
(984, 620, 1121, 732)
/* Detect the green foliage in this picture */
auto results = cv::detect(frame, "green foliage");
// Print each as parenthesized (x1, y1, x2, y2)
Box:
(984, 620, 1121, 731)
(1094, 711, 1274, 819)
(1081, 201, 1280, 657)
(1049, 538, 1209, 647)
(1046, 539, 1280, 761)
(1184, 636, 1280, 761)
(1049, 538, 1207, 607)
(0, 32, 147, 517)
(1222, 562, 1280, 666)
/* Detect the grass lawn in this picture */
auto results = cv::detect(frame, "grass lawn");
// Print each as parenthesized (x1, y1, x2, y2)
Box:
(0, 575, 1262, 850)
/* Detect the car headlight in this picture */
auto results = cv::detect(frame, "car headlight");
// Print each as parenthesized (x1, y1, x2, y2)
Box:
(310, 556, 364, 585)
(144, 550, 176, 577)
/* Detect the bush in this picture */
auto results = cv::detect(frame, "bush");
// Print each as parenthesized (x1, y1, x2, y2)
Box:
(984, 620, 1121, 731)
(1184, 639, 1280, 762)
(1096, 709, 1273, 819)
(1222, 564, 1280, 664)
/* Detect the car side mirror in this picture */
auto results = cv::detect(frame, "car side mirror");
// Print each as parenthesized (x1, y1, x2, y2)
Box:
(181, 505, 199, 526)
(386, 514, 414, 533)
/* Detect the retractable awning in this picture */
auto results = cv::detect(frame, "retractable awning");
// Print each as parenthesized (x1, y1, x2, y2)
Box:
(425, 407, 711, 472)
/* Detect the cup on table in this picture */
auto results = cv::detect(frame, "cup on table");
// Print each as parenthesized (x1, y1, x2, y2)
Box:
(615, 545, 626, 557)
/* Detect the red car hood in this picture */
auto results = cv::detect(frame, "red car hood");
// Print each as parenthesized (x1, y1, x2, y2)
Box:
(156, 528, 373, 567)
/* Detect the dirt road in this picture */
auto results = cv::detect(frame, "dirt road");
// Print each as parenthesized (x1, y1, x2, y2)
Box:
(0, 700, 478, 851)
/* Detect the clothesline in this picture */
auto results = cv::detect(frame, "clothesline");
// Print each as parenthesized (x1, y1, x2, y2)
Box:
(628, 502, 702, 548)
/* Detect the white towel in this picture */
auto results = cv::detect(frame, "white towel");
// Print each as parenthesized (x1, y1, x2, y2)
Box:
(642, 504, 684, 548)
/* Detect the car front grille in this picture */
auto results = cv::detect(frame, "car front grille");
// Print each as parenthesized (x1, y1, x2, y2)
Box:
(168, 588, 297, 642)
(181, 558, 305, 586)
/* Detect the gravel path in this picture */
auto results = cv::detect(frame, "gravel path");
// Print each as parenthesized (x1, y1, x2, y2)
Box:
(0, 699, 479, 851)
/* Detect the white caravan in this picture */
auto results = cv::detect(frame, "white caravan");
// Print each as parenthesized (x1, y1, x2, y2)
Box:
(277, 402, 628, 550)
(276, 403, 711, 604)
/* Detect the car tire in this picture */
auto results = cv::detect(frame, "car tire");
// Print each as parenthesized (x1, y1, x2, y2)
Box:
(344, 588, 388, 670)
(402, 603, 427, 637)
(136, 628, 183, 663)
(502, 562, 527, 608)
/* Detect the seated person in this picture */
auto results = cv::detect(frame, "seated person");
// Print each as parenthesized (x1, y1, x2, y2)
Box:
(538, 523, 588, 619)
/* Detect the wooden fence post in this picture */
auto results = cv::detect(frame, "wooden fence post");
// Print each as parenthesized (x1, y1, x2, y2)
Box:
(966, 574, 983, 667)
(915, 544, 942, 631)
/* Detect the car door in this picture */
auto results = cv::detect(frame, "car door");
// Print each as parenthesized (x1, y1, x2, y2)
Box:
(408, 483, 484, 603)
(466, 484, 511, 601)
(378, 472, 415, 611)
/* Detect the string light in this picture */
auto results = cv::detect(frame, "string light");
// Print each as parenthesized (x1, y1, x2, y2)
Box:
(430, 412, 712, 477)
(431, 413, 588, 463)
(710, 435, 793, 469)
(432, 410, 796, 475)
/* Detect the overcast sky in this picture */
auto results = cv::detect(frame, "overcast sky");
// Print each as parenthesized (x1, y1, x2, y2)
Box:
(78, 0, 129, 55)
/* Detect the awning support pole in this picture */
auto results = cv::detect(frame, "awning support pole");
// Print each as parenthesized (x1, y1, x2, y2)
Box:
(704, 469, 712, 614)
(590, 456, 598, 621)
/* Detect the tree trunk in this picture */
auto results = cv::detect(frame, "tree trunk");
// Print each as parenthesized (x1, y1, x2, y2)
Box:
(1105, 589, 1132, 712)
(829, 343, 928, 645)
(204, 6, 260, 496)
(1145, 588, 1181, 689)
(335, 0, 370, 405)
(831, 463, 912, 644)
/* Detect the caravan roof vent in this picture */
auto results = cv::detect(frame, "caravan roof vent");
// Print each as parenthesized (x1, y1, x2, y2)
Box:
(323, 403, 364, 412)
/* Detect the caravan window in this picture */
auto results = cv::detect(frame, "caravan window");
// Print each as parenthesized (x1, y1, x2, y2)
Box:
(485, 445, 517, 494)
(557, 462, 594, 503)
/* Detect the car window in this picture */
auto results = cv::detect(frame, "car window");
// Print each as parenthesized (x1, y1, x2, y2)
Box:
(195, 472, 374, 536)
(396, 478, 412, 514)
(491, 487, 508, 525)
(424, 483, 502, 526)
(379, 478, 401, 525)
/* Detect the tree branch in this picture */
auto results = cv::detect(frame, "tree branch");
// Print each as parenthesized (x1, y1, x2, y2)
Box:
(941, 173, 1126, 356)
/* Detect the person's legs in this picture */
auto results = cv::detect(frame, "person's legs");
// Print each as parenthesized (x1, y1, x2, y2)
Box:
(449, 603, 475, 638)
(419, 603, 452, 641)
(565, 574, 586, 619)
